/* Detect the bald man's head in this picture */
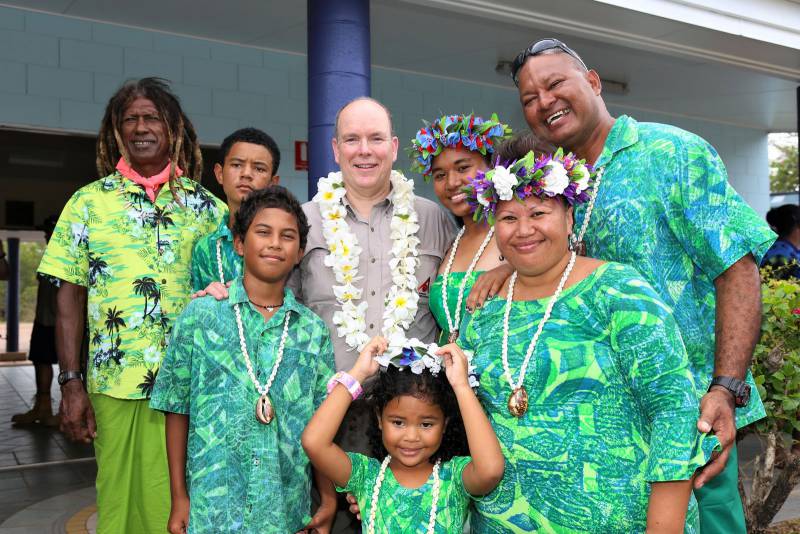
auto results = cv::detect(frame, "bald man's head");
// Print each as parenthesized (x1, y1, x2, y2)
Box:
(333, 97, 395, 140)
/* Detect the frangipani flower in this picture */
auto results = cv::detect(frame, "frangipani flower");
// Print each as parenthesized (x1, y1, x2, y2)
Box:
(491, 165, 519, 201)
(542, 160, 570, 195)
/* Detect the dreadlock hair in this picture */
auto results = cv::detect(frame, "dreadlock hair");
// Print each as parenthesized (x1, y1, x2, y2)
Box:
(96, 77, 202, 204)
(365, 366, 468, 464)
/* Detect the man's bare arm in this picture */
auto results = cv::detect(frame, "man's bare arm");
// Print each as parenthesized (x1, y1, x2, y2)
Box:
(695, 253, 761, 488)
(56, 281, 96, 443)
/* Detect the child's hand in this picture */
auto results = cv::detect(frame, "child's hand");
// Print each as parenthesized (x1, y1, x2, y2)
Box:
(349, 336, 387, 382)
(299, 499, 336, 533)
(167, 495, 190, 534)
(437, 343, 471, 390)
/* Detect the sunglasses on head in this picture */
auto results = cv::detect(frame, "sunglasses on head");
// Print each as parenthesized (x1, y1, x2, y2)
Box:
(511, 38, 588, 86)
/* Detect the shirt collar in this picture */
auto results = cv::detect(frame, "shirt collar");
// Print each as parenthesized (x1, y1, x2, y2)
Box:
(340, 185, 393, 220)
(594, 115, 638, 170)
(228, 276, 303, 317)
(103, 171, 198, 198)
(209, 215, 234, 241)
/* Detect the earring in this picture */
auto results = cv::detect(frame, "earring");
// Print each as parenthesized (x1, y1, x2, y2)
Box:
(568, 233, 577, 252)
(499, 254, 505, 261)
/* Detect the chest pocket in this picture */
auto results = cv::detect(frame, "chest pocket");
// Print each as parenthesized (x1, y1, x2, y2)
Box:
(299, 246, 335, 306)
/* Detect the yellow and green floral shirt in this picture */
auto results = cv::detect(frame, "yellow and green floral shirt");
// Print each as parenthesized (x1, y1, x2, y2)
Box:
(38, 172, 224, 399)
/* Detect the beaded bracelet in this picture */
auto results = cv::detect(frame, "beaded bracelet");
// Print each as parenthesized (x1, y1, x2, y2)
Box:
(326, 371, 363, 400)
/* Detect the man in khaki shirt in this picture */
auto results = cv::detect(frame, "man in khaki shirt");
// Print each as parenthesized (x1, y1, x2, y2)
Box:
(291, 97, 455, 373)
(289, 97, 455, 532)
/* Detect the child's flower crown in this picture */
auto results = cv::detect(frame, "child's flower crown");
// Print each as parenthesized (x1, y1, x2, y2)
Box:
(374, 335, 480, 389)
(408, 113, 512, 178)
(464, 148, 596, 225)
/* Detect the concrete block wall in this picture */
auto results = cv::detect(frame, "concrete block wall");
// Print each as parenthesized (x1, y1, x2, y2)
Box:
(0, 5, 770, 215)
(0, 5, 309, 200)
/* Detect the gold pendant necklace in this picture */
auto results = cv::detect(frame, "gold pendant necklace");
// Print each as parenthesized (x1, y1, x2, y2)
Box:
(501, 251, 577, 417)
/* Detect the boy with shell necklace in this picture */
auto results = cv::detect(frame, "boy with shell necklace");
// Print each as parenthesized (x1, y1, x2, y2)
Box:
(151, 186, 337, 534)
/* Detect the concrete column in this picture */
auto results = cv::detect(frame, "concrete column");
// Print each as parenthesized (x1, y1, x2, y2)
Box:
(5, 238, 19, 353)
(307, 0, 371, 199)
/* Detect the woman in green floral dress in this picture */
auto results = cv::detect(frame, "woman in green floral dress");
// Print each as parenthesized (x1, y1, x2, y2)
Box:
(460, 149, 716, 533)
(408, 114, 511, 343)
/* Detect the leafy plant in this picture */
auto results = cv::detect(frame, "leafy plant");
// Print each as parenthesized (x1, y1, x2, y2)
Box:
(739, 268, 800, 533)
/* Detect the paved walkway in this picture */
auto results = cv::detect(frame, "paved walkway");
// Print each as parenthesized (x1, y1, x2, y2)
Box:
(0, 363, 797, 532)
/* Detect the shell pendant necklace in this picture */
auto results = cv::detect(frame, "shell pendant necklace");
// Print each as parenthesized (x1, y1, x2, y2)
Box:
(219, 234, 290, 423)
(441, 225, 495, 343)
(501, 250, 577, 417)
(232, 275, 291, 424)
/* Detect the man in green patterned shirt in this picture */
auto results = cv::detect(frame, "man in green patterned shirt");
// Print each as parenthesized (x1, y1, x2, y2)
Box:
(38, 78, 224, 533)
(512, 39, 775, 532)
(190, 127, 281, 292)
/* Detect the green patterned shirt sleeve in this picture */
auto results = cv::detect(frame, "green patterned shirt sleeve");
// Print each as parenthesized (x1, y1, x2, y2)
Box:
(605, 276, 718, 481)
(314, 334, 335, 410)
(149, 301, 197, 415)
(662, 134, 775, 278)
(38, 188, 90, 286)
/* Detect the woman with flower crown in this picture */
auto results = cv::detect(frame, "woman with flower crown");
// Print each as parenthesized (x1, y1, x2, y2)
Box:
(459, 143, 718, 533)
(408, 114, 513, 344)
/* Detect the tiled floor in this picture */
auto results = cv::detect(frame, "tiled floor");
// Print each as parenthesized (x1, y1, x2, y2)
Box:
(0, 363, 95, 528)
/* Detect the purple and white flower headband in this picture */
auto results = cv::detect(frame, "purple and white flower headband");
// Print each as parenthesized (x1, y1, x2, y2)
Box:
(463, 148, 595, 225)
(374, 335, 480, 389)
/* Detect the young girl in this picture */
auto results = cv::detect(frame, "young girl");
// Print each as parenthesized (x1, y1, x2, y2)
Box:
(302, 336, 504, 533)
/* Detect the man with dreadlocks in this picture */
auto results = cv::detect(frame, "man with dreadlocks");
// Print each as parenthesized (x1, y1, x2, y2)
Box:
(38, 77, 224, 533)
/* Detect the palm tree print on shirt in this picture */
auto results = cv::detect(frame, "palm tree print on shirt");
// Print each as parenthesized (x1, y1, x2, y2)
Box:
(133, 277, 161, 322)
(138, 368, 158, 398)
(92, 306, 127, 368)
(87, 253, 109, 286)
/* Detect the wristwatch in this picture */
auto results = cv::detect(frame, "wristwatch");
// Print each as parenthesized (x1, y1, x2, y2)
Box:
(708, 376, 751, 408)
(57, 370, 83, 387)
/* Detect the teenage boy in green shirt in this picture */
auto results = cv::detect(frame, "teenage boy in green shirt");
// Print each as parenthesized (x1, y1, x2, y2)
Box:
(151, 186, 337, 533)
(191, 127, 281, 291)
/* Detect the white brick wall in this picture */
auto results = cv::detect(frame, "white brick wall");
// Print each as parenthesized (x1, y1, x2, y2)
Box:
(0, 4, 771, 214)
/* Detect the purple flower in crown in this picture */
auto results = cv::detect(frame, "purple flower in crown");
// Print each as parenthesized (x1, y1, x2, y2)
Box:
(399, 346, 419, 367)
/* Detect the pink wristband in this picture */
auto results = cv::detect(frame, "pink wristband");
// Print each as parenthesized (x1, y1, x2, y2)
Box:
(327, 371, 363, 400)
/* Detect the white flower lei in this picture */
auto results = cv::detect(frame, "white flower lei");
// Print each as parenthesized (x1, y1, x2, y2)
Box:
(313, 170, 421, 351)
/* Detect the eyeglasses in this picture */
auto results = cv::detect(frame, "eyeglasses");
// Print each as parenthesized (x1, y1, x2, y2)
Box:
(510, 38, 588, 86)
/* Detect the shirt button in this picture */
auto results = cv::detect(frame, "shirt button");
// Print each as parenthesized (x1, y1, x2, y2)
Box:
(161, 279, 167, 284)
(370, 258, 376, 264)
(253, 459, 260, 466)
(370, 227, 375, 232)
(370, 290, 376, 296)
(369, 323, 374, 330)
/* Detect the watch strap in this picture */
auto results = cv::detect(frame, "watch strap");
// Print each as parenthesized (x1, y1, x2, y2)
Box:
(327, 371, 363, 400)
(709, 375, 750, 407)
(58, 370, 83, 386)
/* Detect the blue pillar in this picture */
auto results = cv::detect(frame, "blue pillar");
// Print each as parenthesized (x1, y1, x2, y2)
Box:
(5, 238, 19, 353)
(307, 0, 371, 199)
